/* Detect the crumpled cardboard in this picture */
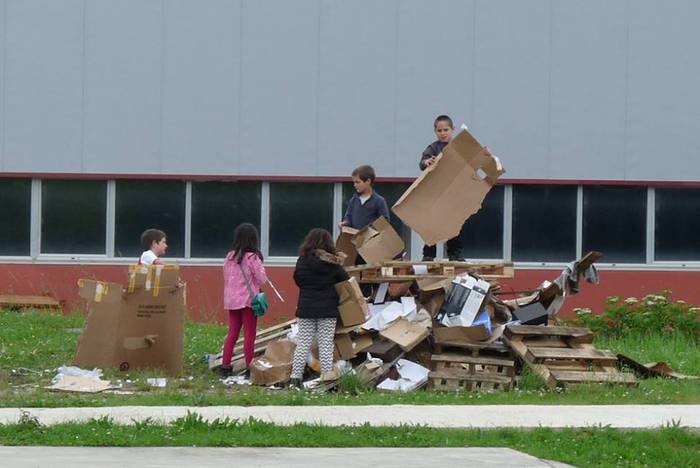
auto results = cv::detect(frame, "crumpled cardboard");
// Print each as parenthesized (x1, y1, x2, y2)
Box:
(379, 318, 430, 352)
(74, 265, 186, 376)
(377, 359, 430, 392)
(335, 278, 369, 327)
(336, 216, 405, 266)
(392, 128, 505, 245)
(334, 333, 374, 360)
(250, 339, 296, 385)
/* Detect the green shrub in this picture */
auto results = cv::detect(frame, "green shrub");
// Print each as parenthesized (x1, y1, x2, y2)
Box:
(568, 291, 700, 339)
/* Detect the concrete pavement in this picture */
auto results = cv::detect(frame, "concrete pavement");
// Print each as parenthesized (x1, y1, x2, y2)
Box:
(1, 404, 698, 428)
(0, 447, 575, 468)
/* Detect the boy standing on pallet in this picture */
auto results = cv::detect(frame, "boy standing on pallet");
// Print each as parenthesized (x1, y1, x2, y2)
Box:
(418, 115, 464, 261)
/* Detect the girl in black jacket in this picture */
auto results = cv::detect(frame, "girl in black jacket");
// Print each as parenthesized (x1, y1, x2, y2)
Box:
(289, 228, 349, 388)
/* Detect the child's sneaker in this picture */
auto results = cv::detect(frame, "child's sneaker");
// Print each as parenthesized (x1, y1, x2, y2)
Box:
(288, 378, 303, 389)
(218, 366, 233, 378)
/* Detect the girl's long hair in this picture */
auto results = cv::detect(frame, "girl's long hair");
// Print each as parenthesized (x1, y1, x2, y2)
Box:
(299, 228, 337, 257)
(230, 223, 263, 263)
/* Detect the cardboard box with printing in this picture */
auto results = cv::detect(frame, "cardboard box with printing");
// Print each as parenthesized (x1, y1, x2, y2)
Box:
(335, 277, 369, 327)
(436, 274, 490, 328)
(392, 128, 505, 245)
(74, 265, 186, 376)
(336, 216, 405, 266)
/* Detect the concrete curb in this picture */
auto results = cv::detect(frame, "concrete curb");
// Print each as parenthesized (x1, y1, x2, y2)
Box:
(1, 404, 698, 428)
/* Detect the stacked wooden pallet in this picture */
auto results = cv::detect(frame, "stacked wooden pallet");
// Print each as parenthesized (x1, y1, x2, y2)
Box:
(503, 324, 637, 389)
(345, 260, 514, 283)
(429, 338, 515, 392)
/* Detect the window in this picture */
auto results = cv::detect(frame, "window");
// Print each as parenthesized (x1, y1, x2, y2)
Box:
(0, 178, 31, 256)
(583, 186, 646, 263)
(269, 183, 333, 256)
(191, 181, 262, 258)
(342, 181, 412, 253)
(115, 180, 186, 258)
(655, 188, 700, 261)
(41, 180, 107, 254)
(457, 185, 504, 259)
(512, 185, 577, 262)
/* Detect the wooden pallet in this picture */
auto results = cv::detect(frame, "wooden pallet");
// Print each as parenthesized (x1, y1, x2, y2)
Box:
(0, 294, 62, 311)
(345, 260, 514, 283)
(208, 319, 297, 370)
(503, 325, 637, 389)
(429, 351, 515, 392)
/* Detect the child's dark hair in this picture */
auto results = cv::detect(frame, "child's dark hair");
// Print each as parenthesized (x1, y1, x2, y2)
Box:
(299, 228, 337, 257)
(231, 223, 263, 263)
(140, 228, 166, 250)
(351, 165, 376, 184)
(434, 114, 454, 129)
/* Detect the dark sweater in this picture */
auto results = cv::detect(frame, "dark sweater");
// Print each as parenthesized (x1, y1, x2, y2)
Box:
(293, 252, 350, 319)
(342, 192, 390, 229)
(419, 140, 448, 170)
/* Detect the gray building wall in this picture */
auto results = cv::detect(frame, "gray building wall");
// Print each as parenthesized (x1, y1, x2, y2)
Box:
(0, 0, 698, 180)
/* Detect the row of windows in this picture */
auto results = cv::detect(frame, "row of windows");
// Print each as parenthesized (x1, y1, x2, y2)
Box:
(0, 178, 698, 263)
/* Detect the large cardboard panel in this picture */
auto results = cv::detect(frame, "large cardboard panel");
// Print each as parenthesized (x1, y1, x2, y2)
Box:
(334, 333, 374, 360)
(336, 227, 359, 266)
(74, 265, 186, 376)
(392, 129, 505, 245)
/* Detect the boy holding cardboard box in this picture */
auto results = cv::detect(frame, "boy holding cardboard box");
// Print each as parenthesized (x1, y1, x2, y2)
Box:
(340, 165, 390, 235)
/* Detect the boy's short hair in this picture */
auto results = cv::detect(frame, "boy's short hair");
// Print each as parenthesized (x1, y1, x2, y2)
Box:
(141, 228, 166, 250)
(434, 114, 454, 129)
(352, 165, 376, 184)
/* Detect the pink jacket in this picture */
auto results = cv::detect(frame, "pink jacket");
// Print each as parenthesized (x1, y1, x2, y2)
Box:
(223, 251, 268, 310)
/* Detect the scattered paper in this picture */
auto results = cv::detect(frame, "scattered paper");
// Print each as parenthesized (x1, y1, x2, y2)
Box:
(377, 359, 429, 392)
(46, 375, 113, 393)
(146, 378, 167, 388)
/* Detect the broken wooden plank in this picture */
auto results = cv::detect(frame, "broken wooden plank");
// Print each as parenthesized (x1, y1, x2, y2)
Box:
(548, 370, 637, 386)
(429, 370, 513, 385)
(505, 325, 593, 343)
(0, 294, 61, 310)
(526, 347, 618, 365)
(431, 353, 514, 368)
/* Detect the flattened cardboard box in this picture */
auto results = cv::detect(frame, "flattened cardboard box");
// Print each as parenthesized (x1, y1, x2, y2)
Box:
(392, 129, 505, 245)
(74, 265, 186, 376)
(335, 216, 405, 266)
(379, 318, 430, 352)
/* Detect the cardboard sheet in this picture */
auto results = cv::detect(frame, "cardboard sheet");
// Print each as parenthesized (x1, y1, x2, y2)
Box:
(392, 129, 505, 245)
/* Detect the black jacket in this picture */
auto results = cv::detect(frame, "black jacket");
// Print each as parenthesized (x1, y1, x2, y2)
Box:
(293, 251, 350, 319)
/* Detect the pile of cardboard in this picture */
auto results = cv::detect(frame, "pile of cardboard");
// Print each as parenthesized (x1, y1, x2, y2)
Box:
(226, 128, 636, 391)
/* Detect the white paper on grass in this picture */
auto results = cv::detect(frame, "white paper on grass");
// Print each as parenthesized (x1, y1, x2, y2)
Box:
(376, 359, 430, 392)
(374, 282, 389, 304)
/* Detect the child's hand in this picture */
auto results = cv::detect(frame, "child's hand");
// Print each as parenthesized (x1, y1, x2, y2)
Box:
(425, 156, 436, 167)
(338, 220, 349, 229)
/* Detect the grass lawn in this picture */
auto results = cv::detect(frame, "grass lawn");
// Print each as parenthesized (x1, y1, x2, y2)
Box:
(0, 413, 698, 468)
(1, 309, 699, 407)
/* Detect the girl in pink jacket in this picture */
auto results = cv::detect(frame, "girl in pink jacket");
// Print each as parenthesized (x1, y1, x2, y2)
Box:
(220, 223, 268, 378)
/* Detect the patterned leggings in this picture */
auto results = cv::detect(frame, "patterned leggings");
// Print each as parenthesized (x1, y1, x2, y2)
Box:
(291, 317, 337, 379)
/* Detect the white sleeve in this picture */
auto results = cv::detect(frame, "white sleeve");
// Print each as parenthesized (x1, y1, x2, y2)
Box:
(140, 250, 157, 266)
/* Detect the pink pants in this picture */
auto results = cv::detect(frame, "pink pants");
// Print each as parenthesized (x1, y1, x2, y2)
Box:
(221, 307, 257, 367)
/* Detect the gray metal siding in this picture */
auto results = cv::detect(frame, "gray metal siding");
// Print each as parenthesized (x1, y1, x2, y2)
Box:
(0, 0, 698, 181)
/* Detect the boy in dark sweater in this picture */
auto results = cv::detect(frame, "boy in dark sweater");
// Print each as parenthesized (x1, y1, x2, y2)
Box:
(340, 165, 390, 231)
(419, 115, 464, 261)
